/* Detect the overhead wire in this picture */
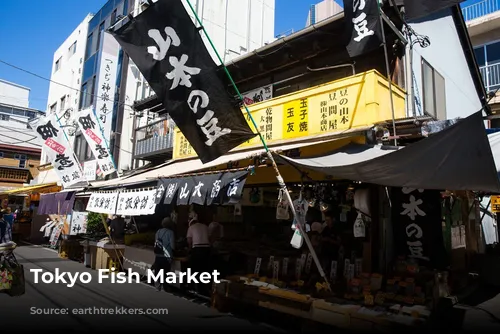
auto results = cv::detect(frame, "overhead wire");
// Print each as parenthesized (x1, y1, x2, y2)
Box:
(0, 58, 135, 110)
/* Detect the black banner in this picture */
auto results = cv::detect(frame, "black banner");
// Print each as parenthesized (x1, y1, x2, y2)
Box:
(110, 0, 255, 163)
(344, 0, 383, 58)
(391, 187, 448, 269)
(154, 179, 166, 204)
(403, 0, 464, 21)
(163, 178, 180, 205)
(189, 174, 220, 205)
(220, 171, 248, 205)
(206, 173, 224, 206)
(177, 177, 197, 206)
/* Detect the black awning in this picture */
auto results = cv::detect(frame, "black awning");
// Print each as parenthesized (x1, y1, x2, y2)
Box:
(279, 112, 500, 193)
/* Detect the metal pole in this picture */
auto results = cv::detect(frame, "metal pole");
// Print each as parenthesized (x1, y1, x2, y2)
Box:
(378, 2, 398, 146)
(184, 0, 330, 289)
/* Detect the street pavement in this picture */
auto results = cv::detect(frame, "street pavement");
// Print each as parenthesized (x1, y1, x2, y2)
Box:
(0, 244, 281, 333)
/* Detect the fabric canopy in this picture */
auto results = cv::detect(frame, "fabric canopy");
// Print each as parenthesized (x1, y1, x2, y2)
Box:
(279, 112, 500, 193)
(38, 191, 76, 215)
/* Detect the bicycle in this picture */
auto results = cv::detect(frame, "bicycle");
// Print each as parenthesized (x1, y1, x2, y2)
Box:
(0, 241, 24, 295)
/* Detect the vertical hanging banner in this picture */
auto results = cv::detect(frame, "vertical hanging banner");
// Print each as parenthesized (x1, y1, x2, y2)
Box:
(77, 108, 116, 176)
(95, 32, 119, 144)
(391, 187, 448, 269)
(344, 0, 383, 58)
(30, 114, 85, 188)
(110, 0, 256, 163)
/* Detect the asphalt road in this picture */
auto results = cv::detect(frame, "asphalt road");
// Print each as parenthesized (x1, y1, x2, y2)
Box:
(0, 244, 280, 333)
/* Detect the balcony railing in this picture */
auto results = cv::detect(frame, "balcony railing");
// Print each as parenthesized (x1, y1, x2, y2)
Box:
(134, 117, 175, 160)
(462, 0, 500, 21)
(480, 63, 500, 93)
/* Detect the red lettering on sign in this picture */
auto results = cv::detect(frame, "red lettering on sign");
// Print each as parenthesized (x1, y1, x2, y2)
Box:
(85, 129, 102, 145)
(45, 138, 66, 154)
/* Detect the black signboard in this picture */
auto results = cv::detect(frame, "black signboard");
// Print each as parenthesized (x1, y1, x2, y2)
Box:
(344, 0, 383, 58)
(391, 187, 448, 269)
(110, 0, 256, 163)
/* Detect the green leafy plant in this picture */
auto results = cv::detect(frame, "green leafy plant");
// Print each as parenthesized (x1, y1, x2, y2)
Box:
(86, 212, 105, 236)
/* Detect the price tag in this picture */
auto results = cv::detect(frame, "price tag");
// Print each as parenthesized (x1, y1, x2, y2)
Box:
(330, 261, 338, 281)
(254, 257, 262, 276)
(305, 253, 313, 274)
(344, 259, 351, 278)
(273, 260, 280, 283)
(282, 257, 289, 276)
(300, 253, 307, 270)
(268, 255, 274, 270)
(355, 258, 363, 277)
(348, 264, 355, 281)
(295, 258, 302, 280)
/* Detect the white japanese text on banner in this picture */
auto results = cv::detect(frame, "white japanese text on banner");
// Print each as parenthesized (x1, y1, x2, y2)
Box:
(77, 108, 116, 176)
(30, 114, 85, 188)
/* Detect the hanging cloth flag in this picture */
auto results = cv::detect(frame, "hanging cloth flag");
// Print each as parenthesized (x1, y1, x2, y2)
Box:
(110, 0, 256, 163)
(398, 0, 465, 21)
(77, 108, 116, 176)
(30, 114, 85, 188)
(344, 0, 383, 58)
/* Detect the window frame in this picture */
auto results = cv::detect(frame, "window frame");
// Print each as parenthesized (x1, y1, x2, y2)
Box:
(421, 58, 447, 120)
(54, 57, 62, 72)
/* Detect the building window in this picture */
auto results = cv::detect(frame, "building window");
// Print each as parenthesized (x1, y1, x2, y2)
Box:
(68, 41, 77, 57)
(80, 76, 96, 110)
(54, 57, 62, 72)
(60, 96, 66, 112)
(0, 152, 3, 158)
(474, 42, 500, 92)
(111, 9, 117, 25)
(74, 134, 94, 162)
(49, 103, 57, 114)
(85, 33, 94, 60)
(14, 154, 27, 169)
(0, 114, 10, 121)
(96, 22, 105, 52)
(422, 58, 446, 120)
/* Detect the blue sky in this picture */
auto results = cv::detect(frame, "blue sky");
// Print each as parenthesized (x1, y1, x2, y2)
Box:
(0, 0, 480, 111)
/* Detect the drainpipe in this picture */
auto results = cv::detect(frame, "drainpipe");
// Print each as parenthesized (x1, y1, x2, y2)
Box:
(246, 0, 251, 52)
(405, 33, 416, 117)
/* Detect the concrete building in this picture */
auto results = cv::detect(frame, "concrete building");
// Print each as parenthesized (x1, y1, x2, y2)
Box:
(0, 80, 44, 191)
(407, 5, 485, 121)
(305, 0, 343, 27)
(0, 79, 30, 107)
(462, 0, 500, 125)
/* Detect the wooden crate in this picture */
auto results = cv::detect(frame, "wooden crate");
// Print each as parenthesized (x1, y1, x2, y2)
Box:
(96, 247, 123, 271)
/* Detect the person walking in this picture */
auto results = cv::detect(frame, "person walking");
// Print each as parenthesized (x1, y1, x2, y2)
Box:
(152, 217, 175, 291)
(187, 217, 211, 295)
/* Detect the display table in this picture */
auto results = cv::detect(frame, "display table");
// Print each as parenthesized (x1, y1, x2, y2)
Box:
(123, 245, 189, 288)
(95, 242, 125, 270)
(213, 279, 430, 331)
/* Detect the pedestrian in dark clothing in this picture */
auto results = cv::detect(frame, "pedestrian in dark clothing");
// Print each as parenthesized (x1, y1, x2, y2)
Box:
(152, 217, 175, 291)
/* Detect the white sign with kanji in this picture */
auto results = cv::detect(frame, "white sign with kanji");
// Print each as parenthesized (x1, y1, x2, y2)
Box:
(115, 189, 157, 216)
(95, 32, 119, 144)
(70, 211, 88, 235)
(78, 108, 116, 176)
(86, 192, 119, 215)
(30, 114, 85, 188)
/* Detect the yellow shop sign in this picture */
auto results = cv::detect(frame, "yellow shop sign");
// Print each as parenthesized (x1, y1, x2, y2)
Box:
(174, 70, 406, 160)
